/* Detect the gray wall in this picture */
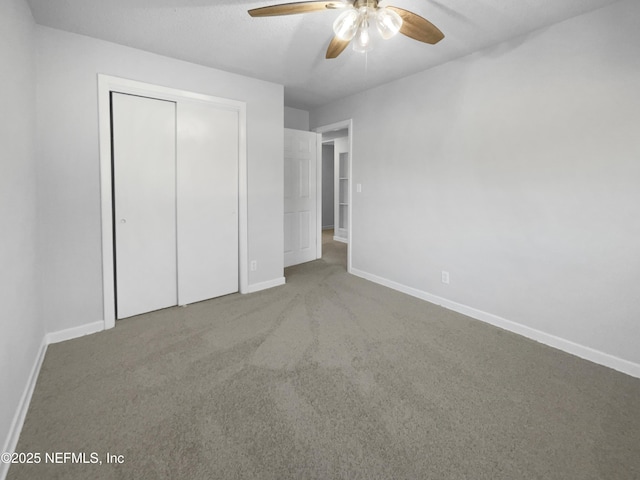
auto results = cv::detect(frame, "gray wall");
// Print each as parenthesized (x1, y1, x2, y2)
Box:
(36, 26, 285, 335)
(284, 106, 310, 130)
(310, 0, 640, 367)
(322, 144, 335, 228)
(0, 0, 43, 460)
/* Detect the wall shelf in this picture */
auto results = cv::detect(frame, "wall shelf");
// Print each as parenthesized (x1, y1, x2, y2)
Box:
(334, 137, 349, 243)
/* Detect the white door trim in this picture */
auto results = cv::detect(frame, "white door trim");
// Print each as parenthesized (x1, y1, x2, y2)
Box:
(315, 134, 323, 260)
(97, 74, 248, 330)
(314, 119, 353, 274)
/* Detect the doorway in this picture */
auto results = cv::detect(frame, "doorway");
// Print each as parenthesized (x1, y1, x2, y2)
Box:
(315, 120, 353, 273)
(98, 75, 248, 329)
(321, 142, 335, 233)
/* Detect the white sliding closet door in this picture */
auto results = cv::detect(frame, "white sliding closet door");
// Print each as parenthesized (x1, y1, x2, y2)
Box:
(112, 92, 240, 319)
(177, 101, 239, 305)
(112, 93, 178, 319)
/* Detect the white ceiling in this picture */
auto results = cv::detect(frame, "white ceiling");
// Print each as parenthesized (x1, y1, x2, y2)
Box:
(26, 0, 619, 110)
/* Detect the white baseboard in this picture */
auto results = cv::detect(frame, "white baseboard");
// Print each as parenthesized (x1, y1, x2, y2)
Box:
(46, 321, 104, 345)
(243, 276, 286, 294)
(1, 339, 48, 480)
(333, 236, 348, 244)
(351, 267, 640, 379)
(2, 320, 105, 480)
(322, 225, 334, 230)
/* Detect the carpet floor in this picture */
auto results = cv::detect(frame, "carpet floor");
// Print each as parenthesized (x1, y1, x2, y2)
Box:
(8, 234, 640, 479)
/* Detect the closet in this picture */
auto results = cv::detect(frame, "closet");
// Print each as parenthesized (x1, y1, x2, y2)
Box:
(111, 92, 239, 319)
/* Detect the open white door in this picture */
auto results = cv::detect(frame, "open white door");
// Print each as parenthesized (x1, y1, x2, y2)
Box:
(284, 128, 318, 268)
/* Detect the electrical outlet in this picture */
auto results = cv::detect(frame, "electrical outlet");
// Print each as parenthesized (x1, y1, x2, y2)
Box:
(250, 260, 258, 272)
(356, 183, 362, 193)
(441, 271, 450, 284)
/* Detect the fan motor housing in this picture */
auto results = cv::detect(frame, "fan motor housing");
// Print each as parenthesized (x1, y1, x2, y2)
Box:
(354, 0, 378, 9)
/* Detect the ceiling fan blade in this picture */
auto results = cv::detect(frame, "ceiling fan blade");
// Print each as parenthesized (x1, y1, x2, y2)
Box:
(326, 36, 350, 58)
(386, 6, 444, 44)
(249, 1, 345, 17)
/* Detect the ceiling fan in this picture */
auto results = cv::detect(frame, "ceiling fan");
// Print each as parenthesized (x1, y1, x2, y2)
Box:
(248, 0, 444, 59)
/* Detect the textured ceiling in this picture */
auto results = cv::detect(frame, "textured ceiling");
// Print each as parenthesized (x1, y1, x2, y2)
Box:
(26, 0, 619, 109)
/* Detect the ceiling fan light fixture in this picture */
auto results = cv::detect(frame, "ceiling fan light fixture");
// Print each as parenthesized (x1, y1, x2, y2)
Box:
(332, 8, 359, 40)
(375, 7, 402, 40)
(248, 0, 444, 60)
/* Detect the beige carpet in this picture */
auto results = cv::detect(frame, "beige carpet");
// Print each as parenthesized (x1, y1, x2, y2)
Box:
(8, 234, 640, 479)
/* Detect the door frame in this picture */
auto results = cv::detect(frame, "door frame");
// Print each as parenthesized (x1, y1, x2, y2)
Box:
(97, 74, 248, 330)
(314, 119, 353, 273)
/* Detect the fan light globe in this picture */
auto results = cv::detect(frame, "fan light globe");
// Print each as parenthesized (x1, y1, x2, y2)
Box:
(352, 16, 372, 53)
(375, 7, 403, 39)
(333, 9, 359, 41)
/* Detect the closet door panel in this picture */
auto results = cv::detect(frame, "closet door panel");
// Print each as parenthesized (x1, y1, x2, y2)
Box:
(177, 101, 239, 305)
(112, 93, 178, 319)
